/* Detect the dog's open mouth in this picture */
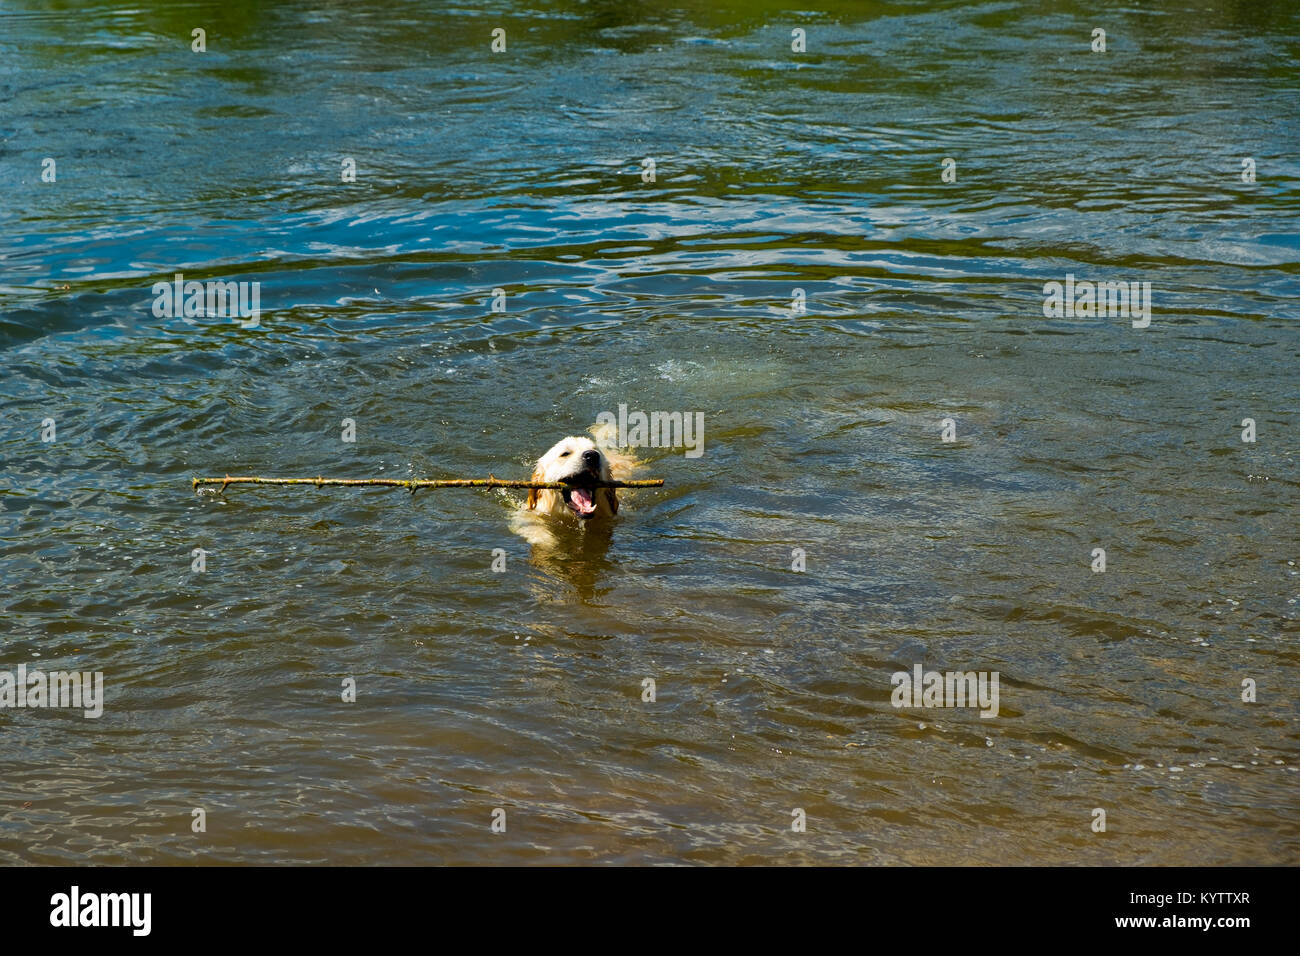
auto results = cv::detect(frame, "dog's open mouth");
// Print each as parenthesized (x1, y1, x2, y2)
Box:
(560, 475, 599, 519)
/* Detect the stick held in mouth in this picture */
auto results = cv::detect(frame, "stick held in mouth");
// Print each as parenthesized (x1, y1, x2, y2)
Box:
(192, 475, 665, 494)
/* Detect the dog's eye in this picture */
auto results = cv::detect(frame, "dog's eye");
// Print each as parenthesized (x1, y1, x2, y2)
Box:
(560, 451, 571, 457)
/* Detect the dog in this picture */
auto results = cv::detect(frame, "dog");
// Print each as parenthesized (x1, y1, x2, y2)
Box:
(525, 435, 620, 520)
(510, 425, 639, 550)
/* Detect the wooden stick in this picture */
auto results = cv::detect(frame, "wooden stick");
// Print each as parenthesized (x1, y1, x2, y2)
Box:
(192, 475, 665, 495)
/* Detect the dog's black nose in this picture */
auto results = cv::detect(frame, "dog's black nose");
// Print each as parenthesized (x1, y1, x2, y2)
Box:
(581, 449, 601, 468)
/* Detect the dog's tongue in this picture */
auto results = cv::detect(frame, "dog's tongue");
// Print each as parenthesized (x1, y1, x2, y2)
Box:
(570, 487, 596, 515)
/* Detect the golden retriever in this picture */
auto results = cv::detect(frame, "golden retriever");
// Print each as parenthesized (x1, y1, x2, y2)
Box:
(510, 424, 638, 547)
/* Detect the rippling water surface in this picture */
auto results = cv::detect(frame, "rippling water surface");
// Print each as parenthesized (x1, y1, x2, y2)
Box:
(1, 0, 1298, 864)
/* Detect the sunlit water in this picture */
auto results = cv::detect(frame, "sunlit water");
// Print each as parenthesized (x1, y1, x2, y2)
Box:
(1, 0, 1297, 865)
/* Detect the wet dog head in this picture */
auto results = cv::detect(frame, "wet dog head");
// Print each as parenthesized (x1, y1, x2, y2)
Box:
(526, 436, 618, 520)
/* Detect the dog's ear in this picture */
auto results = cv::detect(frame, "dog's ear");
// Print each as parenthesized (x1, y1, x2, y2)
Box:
(526, 468, 543, 510)
(603, 487, 619, 515)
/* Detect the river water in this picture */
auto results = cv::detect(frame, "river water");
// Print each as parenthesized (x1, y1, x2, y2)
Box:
(1, 0, 1297, 864)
